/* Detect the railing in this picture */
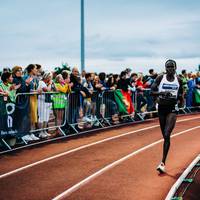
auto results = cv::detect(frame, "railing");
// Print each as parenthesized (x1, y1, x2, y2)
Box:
(0, 89, 199, 152)
(0, 92, 68, 149)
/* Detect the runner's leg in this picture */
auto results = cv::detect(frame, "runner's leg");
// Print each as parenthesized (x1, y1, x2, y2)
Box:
(161, 112, 176, 164)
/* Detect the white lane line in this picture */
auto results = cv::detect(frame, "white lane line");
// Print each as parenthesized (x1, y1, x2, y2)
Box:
(0, 116, 199, 179)
(52, 125, 200, 200)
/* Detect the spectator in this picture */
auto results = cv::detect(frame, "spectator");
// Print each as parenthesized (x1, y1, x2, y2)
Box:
(117, 71, 134, 115)
(107, 75, 117, 90)
(83, 73, 95, 122)
(125, 68, 132, 79)
(12, 66, 39, 141)
(53, 74, 71, 135)
(117, 71, 132, 92)
(37, 72, 55, 138)
(0, 72, 19, 102)
(90, 72, 96, 87)
(81, 69, 86, 85)
(24, 64, 39, 130)
(196, 71, 200, 85)
(70, 67, 81, 124)
(70, 67, 81, 90)
(186, 73, 196, 107)
(135, 73, 147, 112)
(0, 72, 19, 143)
(143, 69, 157, 111)
(52, 67, 61, 82)
(35, 64, 44, 81)
(70, 67, 90, 125)
(12, 66, 30, 93)
(99, 72, 109, 90)
(113, 74, 120, 88)
(62, 70, 71, 84)
(93, 75, 103, 92)
(179, 70, 188, 107)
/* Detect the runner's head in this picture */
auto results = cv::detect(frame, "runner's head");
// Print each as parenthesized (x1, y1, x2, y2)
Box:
(165, 59, 176, 75)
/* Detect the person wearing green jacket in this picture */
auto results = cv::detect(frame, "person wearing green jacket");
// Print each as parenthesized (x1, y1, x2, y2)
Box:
(53, 74, 71, 136)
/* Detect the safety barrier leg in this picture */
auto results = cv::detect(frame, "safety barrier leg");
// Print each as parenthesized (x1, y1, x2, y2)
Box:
(69, 124, 79, 134)
(128, 115, 135, 122)
(136, 113, 145, 121)
(186, 107, 192, 113)
(181, 109, 187, 114)
(21, 137, 28, 145)
(101, 117, 112, 126)
(58, 127, 66, 136)
(1, 139, 12, 150)
(96, 118, 104, 127)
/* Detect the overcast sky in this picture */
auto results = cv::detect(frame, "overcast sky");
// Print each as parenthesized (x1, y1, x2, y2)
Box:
(0, 0, 200, 74)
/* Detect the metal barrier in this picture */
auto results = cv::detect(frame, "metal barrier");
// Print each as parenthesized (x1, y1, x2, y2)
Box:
(1, 88, 200, 152)
(133, 88, 198, 120)
(66, 91, 104, 133)
(0, 92, 68, 150)
(102, 90, 135, 124)
(67, 89, 136, 133)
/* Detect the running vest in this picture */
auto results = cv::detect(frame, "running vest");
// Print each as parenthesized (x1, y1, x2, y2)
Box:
(158, 74, 179, 106)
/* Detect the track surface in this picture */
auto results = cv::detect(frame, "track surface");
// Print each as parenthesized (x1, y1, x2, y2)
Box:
(0, 114, 200, 200)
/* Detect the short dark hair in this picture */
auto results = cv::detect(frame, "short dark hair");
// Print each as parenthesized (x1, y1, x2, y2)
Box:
(131, 73, 137, 77)
(99, 72, 106, 81)
(120, 71, 127, 78)
(1, 72, 12, 82)
(35, 64, 42, 70)
(61, 70, 69, 79)
(26, 64, 36, 74)
(165, 59, 176, 69)
(113, 74, 119, 79)
(182, 69, 186, 74)
(149, 69, 154, 74)
(85, 73, 91, 79)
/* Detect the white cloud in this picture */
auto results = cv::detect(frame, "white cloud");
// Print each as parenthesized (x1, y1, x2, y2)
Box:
(0, 0, 200, 74)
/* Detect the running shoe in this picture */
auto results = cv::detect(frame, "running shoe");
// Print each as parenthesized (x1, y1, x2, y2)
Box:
(156, 162, 166, 173)
(30, 134, 40, 141)
(39, 132, 48, 139)
(43, 131, 51, 137)
(22, 135, 33, 142)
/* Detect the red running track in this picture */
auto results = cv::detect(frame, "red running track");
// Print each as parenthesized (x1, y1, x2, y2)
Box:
(0, 114, 200, 200)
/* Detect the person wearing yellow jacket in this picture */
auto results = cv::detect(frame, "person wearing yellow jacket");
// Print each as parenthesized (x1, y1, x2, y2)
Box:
(53, 74, 72, 135)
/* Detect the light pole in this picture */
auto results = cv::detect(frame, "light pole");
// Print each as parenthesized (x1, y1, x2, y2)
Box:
(81, 0, 85, 72)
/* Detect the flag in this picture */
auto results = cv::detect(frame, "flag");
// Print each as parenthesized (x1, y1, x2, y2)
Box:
(194, 88, 200, 104)
(114, 89, 134, 115)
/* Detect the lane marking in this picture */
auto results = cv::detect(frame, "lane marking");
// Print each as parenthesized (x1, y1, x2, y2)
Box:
(52, 125, 200, 200)
(0, 116, 199, 179)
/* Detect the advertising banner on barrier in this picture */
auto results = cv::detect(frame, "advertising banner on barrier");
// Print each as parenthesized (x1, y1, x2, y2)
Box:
(0, 96, 17, 137)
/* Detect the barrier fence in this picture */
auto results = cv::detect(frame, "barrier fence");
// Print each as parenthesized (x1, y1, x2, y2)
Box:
(0, 89, 199, 152)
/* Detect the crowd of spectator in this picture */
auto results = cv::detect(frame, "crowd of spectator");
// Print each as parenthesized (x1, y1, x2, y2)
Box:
(0, 63, 200, 145)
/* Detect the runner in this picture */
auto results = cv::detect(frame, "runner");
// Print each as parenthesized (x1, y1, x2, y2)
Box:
(151, 59, 183, 173)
